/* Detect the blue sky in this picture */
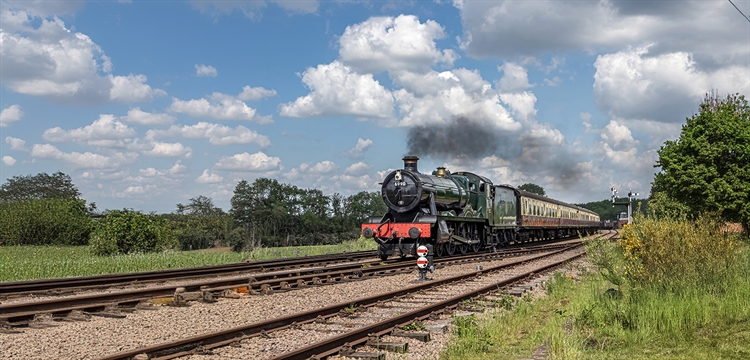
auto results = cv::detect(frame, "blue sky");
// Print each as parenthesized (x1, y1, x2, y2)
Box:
(1, 0, 749, 213)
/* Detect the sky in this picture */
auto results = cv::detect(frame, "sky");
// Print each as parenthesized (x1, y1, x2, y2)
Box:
(1, 0, 749, 213)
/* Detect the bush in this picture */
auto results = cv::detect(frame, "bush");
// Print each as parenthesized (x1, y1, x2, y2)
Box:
(89, 210, 177, 255)
(160, 213, 230, 251)
(0, 199, 93, 246)
(619, 213, 739, 288)
(228, 227, 254, 252)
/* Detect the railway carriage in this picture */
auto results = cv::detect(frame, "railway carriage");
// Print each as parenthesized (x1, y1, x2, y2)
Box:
(362, 156, 600, 260)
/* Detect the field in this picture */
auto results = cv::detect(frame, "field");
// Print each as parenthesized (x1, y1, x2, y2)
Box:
(0, 237, 376, 282)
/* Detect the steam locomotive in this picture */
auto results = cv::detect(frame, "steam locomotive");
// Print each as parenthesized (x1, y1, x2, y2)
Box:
(362, 156, 600, 260)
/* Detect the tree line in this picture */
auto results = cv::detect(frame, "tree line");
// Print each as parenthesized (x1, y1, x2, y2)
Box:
(0, 173, 385, 254)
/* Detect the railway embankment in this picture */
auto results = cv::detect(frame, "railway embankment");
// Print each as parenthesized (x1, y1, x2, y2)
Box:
(443, 216, 750, 359)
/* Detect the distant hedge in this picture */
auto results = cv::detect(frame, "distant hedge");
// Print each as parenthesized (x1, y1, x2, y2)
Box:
(89, 210, 178, 255)
(0, 199, 93, 246)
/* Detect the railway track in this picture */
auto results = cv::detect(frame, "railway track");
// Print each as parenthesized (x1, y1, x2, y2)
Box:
(0, 233, 592, 328)
(0, 240, 583, 326)
(0, 250, 381, 297)
(96, 234, 610, 360)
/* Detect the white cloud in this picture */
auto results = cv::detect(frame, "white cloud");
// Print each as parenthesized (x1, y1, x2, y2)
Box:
(168, 92, 272, 123)
(144, 142, 192, 158)
(109, 74, 165, 102)
(600, 120, 638, 149)
(455, 1, 750, 67)
(238, 85, 277, 101)
(2, 155, 16, 166)
(543, 76, 562, 87)
(146, 122, 271, 147)
(308, 160, 338, 174)
(393, 69, 521, 130)
(497, 63, 533, 93)
(348, 138, 373, 159)
(30, 143, 136, 169)
(42, 114, 137, 145)
(593, 45, 750, 123)
(0, 13, 162, 104)
(344, 161, 370, 176)
(279, 61, 394, 119)
(213, 151, 282, 172)
(121, 107, 176, 125)
(499, 91, 538, 124)
(5, 136, 28, 151)
(196, 169, 224, 183)
(478, 155, 510, 168)
(195, 64, 218, 77)
(0, 105, 23, 126)
(2, 1, 84, 18)
(339, 15, 457, 74)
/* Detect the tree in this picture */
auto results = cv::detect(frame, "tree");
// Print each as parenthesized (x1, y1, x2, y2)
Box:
(652, 92, 750, 232)
(518, 183, 546, 196)
(0, 171, 81, 202)
(176, 195, 224, 216)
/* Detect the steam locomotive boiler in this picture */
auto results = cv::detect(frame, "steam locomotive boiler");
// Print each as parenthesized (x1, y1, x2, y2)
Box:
(362, 156, 600, 260)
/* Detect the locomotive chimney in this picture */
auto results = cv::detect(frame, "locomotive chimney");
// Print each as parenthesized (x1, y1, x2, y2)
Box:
(403, 155, 419, 173)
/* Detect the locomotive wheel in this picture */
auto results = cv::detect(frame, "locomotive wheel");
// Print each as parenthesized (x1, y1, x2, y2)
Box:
(470, 241, 482, 253)
(434, 243, 445, 257)
(458, 244, 468, 255)
(446, 241, 456, 256)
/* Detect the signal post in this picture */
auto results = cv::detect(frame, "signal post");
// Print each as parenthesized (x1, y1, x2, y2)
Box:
(416, 245, 434, 281)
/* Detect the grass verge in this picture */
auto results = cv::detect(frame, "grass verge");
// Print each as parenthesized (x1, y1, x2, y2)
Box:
(0, 237, 376, 282)
(443, 226, 750, 359)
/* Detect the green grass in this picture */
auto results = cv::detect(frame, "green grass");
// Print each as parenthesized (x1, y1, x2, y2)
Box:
(442, 242, 750, 360)
(0, 237, 376, 282)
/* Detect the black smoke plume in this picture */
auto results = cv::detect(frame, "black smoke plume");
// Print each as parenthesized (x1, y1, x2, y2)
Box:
(406, 117, 520, 160)
(405, 117, 587, 190)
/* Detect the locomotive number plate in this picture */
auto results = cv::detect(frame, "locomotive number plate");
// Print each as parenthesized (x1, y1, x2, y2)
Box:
(394, 181, 407, 187)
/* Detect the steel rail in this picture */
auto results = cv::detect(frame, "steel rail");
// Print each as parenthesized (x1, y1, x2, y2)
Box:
(95, 240, 598, 360)
(0, 250, 379, 295)
(273, 250, 587, 360)
(0, 237, 593, 324)
(0, 235, 606, 325)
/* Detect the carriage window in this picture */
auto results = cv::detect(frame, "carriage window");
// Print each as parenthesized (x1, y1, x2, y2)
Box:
(479, 183, 485, 192)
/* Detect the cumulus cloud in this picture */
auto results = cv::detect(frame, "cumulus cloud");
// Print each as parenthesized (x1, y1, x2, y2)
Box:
(238, 85, 277, 101)
(347, 138, 373, 159)
(144, 142, 192, 158)
(109, 74, 166, 102)
(146, 122, 271, 147)
(0, 105, 23, 126)
(2, 155, 16, 166)
(121, 107, 176, 125)
(196, 169, 224, 184)
(279, 61, 394, 119)
(497, 63, 533, 93)
(5, 136, 28, 151)
(42, 114, 137, 146)
(213, 151, 282, 172)
(393, 69, 521, 130)
(169, 92, 272, 123)
(30, 143, 136, 169)
(600, 120, 638, 149)
(0, 11, 163, 104)
(308, 160, 339, 174)
(455, 0, 750, 68)
(195, 64, 218, 77)
(339, 15, 457, 74)
(344, 161, 370, 176)
(593, 45, 750, 123)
